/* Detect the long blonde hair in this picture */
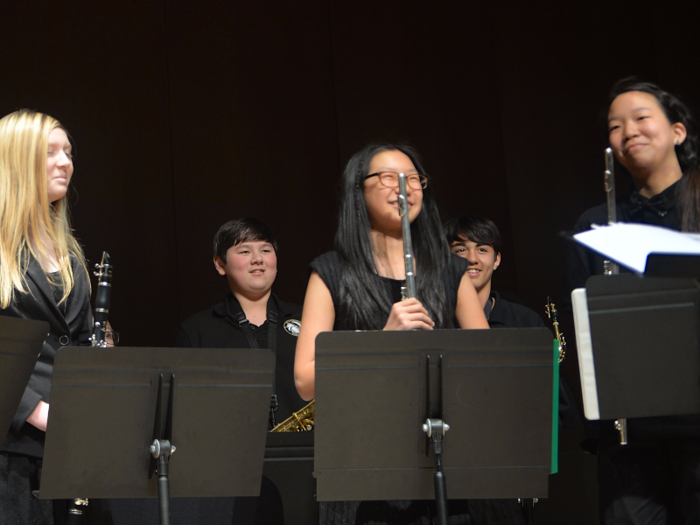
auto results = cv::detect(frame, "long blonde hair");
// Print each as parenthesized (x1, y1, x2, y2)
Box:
(0, 109, 87, 308)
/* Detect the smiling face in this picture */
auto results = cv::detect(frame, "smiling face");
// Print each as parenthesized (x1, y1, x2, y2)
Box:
(363, 149, 423, 233)
(607, 91, 687, 179)
(46, 127, 73, 203)
(450, 235, 501, 296)
(214, 241, 278, 300)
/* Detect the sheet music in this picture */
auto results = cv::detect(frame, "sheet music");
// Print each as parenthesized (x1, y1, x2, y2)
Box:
(574, 223, 700, 274)
(571, 288, 599, 421)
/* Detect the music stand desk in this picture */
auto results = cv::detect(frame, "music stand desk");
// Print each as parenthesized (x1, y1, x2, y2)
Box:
(315, 328, 555, 501)
(0, 316, 48, 442)
(40, 347, 274, 500)
(577, 274, 700, 420)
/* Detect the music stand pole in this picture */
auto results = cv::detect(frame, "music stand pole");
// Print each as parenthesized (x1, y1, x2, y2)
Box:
(148, 373, 177, 525)
(424, 419, 448, 525)
(422, 354, 450, 525)
(151, 444, 174, 525)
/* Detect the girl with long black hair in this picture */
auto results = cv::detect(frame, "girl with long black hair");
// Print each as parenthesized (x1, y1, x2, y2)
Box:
(295, 143, 488, 398)
(294, 143, 488, 524)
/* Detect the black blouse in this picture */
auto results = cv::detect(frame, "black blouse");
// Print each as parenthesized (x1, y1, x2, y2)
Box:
(310, 251, 468, 330)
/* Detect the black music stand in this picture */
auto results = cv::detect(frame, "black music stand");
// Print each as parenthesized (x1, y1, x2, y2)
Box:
(314, 328, 555, 502)
(0, 316, 48, 442)
(39, 347, 274, 506)
(645, 253, 700, 279)
(263, 432, 316, 525)
(584, 274, 700, 420)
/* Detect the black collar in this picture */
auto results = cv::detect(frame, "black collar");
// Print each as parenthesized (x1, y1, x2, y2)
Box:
(485, 291, 506, 326)
(213, 292, 291, 323)
(627, 179, 679, 218)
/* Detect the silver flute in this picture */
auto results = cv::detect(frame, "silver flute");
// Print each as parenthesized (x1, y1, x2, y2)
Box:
(397, 172, 416, 300)
(604, 148, 627, 445)
(604, 148, 620, 276)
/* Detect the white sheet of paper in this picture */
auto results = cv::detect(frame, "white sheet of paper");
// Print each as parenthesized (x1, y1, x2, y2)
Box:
(574, 223, 700, 274)
(571, 288, 599, 421)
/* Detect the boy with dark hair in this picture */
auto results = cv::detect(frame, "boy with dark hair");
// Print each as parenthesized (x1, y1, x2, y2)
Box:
(176, 217, 305, 426)
(167, 218, 307, 524)
(444, 215, 566, 524)
(444, 215, 544, 328)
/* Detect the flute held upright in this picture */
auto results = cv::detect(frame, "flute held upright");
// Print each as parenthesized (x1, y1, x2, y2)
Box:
(397, 172, 417, 301)
(603, 149, 627, 445)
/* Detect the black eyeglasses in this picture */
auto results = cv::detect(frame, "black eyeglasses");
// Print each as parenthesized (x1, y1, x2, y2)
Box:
(364, 171, 428, 190)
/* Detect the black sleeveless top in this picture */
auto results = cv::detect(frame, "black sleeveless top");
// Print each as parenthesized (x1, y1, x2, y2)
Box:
(309, 251, 474, 524)
(310, 251, 468, 330)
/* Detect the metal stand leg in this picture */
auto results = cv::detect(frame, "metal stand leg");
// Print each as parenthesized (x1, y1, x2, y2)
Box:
(151, 439, 176, 525)
(424, 419, 450, 525)
(423, 355, 451, 525)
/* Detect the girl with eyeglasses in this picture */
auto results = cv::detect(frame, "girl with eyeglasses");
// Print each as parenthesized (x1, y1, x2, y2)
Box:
(294, 143, 488, 525)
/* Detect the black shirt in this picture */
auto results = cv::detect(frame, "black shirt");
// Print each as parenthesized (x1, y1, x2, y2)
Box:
(487, 292, 546, 329)
(174, 293, 306, 424)
(565, 180, 700, 441)
(565, 180, 681, 296)
(311, 251, 468, 330)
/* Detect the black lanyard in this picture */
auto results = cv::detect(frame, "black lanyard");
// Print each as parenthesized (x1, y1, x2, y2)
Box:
(231, 296, 279, 427)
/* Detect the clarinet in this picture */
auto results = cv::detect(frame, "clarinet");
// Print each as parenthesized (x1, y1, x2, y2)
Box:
(397, 172, 416, 300)
(90, 252, 112, 348)
(66, 252, 112, 524)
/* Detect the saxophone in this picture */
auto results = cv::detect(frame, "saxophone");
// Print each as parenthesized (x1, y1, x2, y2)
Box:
(545, 298, 566, 363)
(270, 400, 315, 432)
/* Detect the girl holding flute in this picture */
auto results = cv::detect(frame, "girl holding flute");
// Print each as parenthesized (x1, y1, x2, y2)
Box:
(566, 79, 698, 291)
(566, 78, 700, 525)
(294, 143, 488, 525)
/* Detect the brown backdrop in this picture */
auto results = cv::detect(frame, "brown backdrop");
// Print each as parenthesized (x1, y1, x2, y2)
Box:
(3, 0, 698, 344)
(2, 1, 699, 520)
